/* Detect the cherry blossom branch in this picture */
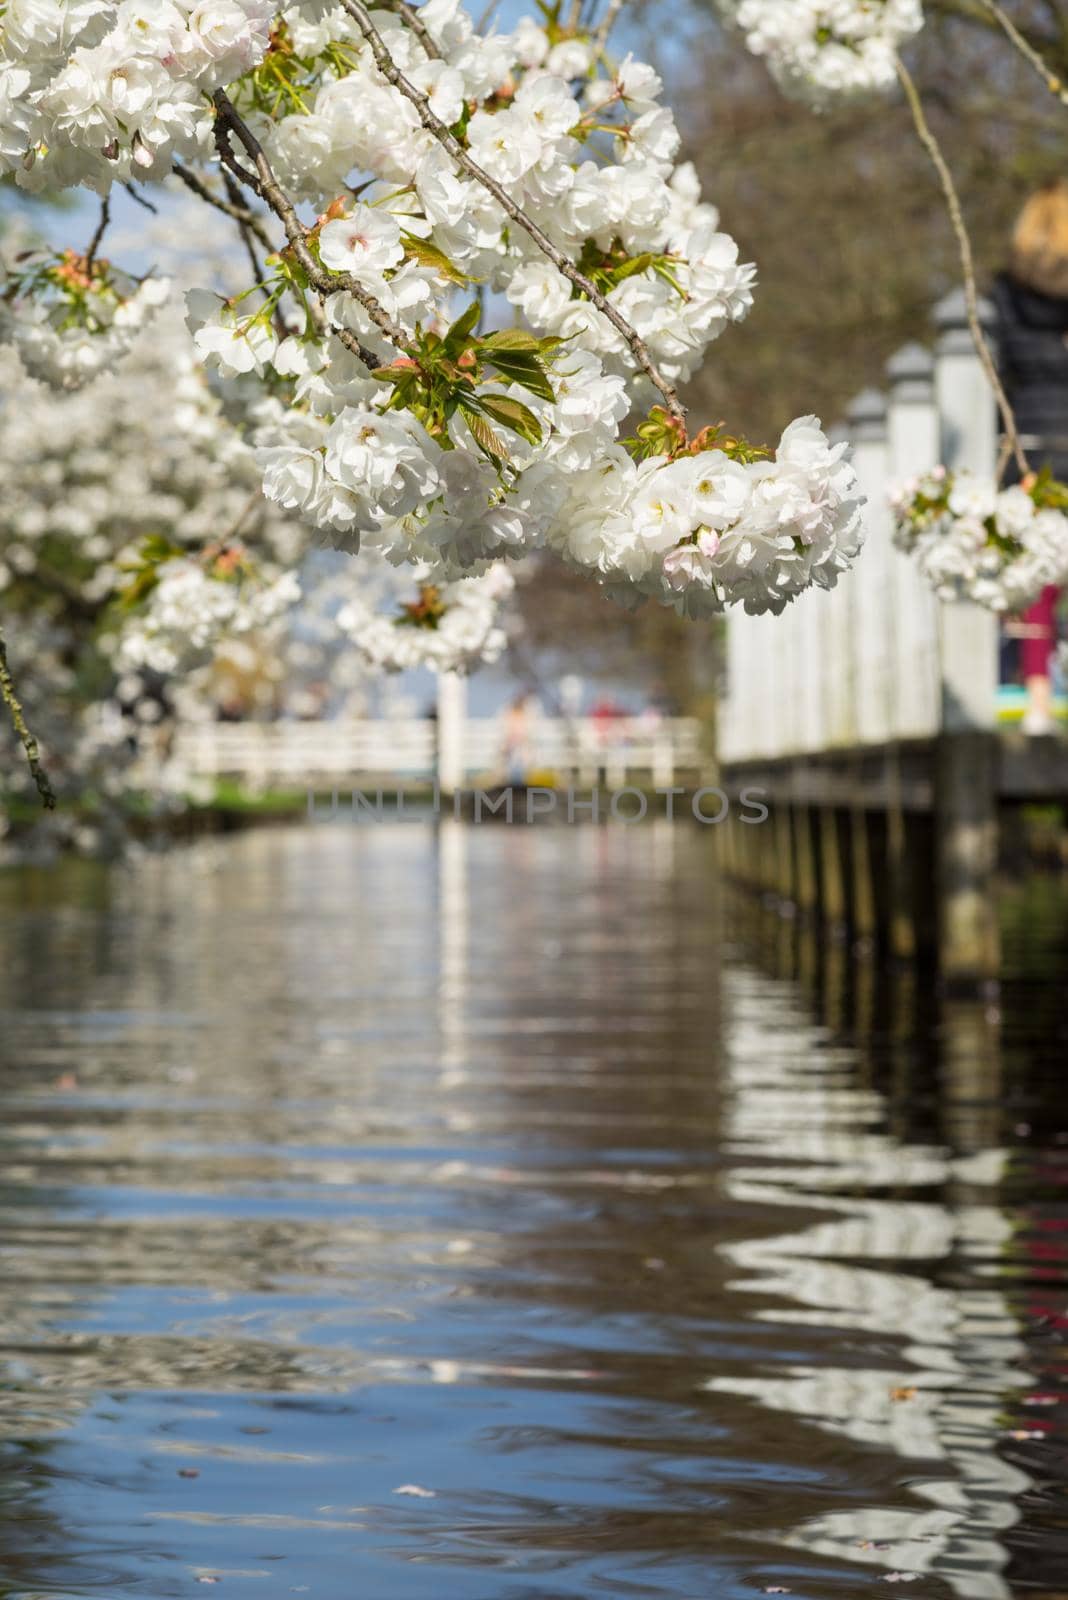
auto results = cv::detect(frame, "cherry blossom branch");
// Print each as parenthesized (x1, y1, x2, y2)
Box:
(85, 194, 110, 270)
(172, 158, 274, 250)
(123, 181, 159, 214)
(895, 55, 1028, 478)
(218, 167, 289, 335)
(336, 0, 688, 423)
(0, 621, 56, 810)
(211, 90, 409, 367)
(380, 0, 442, 59)
(978, 0, 1068, 103)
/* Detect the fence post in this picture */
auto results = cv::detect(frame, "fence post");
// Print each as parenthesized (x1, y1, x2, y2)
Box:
(847, 388, 891, 748)
(652, 730, 674, 790)
(886, 342, 942, 738)
(883, 342, 941, 960)
(436, 672, 466, 797)
(933, 289, 1000, 984)
(934, 289, 1000, 733)
(823, 422, 857, 748)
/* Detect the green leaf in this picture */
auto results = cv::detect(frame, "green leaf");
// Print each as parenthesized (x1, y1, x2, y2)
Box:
(479, 328, 543, 354)
(401, 232, 473, 286)
(138, 534, 185, 563)
(459, 402, 509, 461)
(611, 252, 655, 284)
(483, 350, 556, 402)
(443, 299, 481, 355)
(476, 393, 544, 446)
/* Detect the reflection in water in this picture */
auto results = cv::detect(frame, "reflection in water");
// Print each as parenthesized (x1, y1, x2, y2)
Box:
(0, 825, 1065, 1598)
(708, 974, 1028, 1598)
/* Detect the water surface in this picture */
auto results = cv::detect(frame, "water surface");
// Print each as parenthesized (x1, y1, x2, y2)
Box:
(1, 823, 1066, 1599)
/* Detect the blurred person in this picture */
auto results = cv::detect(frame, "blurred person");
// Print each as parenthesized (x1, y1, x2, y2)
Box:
(993, 180, 1068, 734)
(503, 692, 532, 785)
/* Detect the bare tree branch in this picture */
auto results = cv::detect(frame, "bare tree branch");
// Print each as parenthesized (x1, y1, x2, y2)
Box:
(594, 0, 628, 53)
(336, 0, 688, 424)
(85, 194, 110, 270)
(379, 0, 442, 59)
(896, 54, 1028, 478)
(978, 0, 1068, 101)
(123, 181, 159, 214)
(172, 159, 274, 249)
(0, 621, 56, 810)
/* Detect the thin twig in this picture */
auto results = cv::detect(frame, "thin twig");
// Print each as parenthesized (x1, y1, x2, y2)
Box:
(123, 181, 159, 214)
(223, 169, 267, 280)
(896, 55, 1028, 478)
(594, 0, 628, 53)
(220, 166, 286, 333)
(207, 486, 265, 557)
(211, 90, 399, 367)
(475, 0, 503, 27)
(380, 0, 442, 58)
(337, 0, 687, 423)
(979, 0, 1068, 103)
(172, 159, 274, 250)
(85, 194, 110, 270)
(0, 621, 56, 810)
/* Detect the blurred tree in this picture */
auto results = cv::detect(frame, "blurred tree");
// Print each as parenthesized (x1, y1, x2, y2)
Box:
(509, 560, 719, 716)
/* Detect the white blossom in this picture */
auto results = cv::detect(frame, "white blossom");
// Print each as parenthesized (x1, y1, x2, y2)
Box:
(718, 0, 924, 106)
(891, 468, 1068, 610)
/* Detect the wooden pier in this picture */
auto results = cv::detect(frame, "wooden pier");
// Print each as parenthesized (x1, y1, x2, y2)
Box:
(718, 291, 1067, 985)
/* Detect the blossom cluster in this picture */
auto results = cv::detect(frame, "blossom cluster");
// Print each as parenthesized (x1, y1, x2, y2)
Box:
(717, 0, 924, 105)
(1, 0, 869, 694)
(117, 557, 302, 674)
(547, 416, 864, 617)
(338, 563, 515, 674)
(0, 0, 275, 193)
(0, 310, 307, 831)
(890, 467, 1068, 611)
(254, 11, 757, 388)
(0, 247, 170, 390)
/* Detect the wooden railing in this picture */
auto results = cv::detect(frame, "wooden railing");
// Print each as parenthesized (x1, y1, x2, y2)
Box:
(719, 288, 1000, 764)
(174, 714, 707, 789)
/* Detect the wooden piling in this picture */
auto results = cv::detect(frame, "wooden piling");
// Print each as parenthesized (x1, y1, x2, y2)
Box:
(935, 731, 1000, 985)
(818, 808, 848, 932)
(884, 753, 917, 962)
(848, 805, 877, 946)
(793, 805, 819, 919)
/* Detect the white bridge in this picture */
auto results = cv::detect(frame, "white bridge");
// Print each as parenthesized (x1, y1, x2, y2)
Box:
(174, 710, 707, 791)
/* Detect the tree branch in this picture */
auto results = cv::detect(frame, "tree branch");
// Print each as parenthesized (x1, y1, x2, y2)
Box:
(379, 0, 442, 59)
(219, 166, 287, 335)
(336, 0, 687, 423)
(895, 55, 1028, 479)
(172, 159, 274, 249)
(211, 91, 409, 367)
(978, 0, 1068, 102)
(0, 620, 56, 810)
(85, 194, 110, 270)
(594, 0, 628, 53)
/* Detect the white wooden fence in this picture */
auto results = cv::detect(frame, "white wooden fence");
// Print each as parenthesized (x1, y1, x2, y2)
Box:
(174, 710, 706, 790)
(719, 290, 1000, 763)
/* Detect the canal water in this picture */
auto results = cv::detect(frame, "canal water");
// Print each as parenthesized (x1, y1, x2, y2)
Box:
(1, 823, 1067, 1599)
